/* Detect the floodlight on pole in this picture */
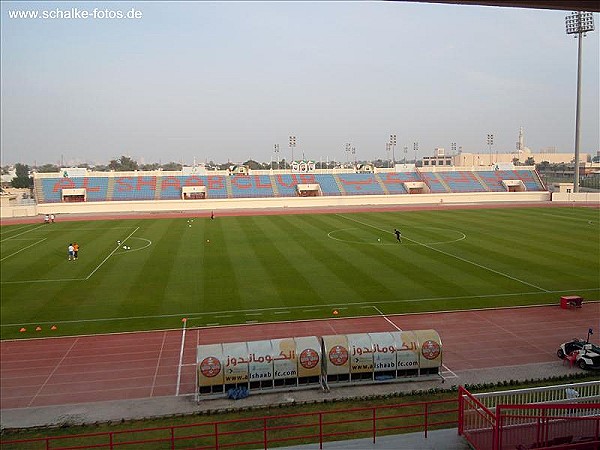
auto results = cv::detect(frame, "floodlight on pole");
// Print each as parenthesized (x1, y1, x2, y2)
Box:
(386, 143, 391, 167)
(566, 11, 594, 193)
(289, 136, 296, 164)
(487, 134, 494, 165)
(389, 134, 397, 165)
(274, 144, 279, 169)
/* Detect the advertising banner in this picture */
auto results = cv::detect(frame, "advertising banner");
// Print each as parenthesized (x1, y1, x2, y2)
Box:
(247, 340, 274, 382)
(322, 335, 350, 375)
(295, 336, 322, 378)
(272, 338, 299, 379)
(369, 332, 397, 372)
(394, 331, 419, 370)
(197, 344, 224, 387)
(415, 330, 443, 369)
(222, 341, 249, 384)
(347, 333, 374, 373)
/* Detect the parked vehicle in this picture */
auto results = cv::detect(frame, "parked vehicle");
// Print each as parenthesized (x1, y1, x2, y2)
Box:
(557, 339, 600, 370)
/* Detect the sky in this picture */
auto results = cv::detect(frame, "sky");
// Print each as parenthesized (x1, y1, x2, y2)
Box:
(1, 1, 599, 167)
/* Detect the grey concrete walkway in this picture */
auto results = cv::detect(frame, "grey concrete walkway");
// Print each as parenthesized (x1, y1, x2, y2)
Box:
(0, 361, 579, 430)
(276, 428, 470, 449)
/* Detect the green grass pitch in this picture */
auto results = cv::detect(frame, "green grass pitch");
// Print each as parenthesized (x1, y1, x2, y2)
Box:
(1, 207, 598, 340)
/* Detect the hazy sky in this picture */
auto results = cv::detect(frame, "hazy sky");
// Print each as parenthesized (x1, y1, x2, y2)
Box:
(1, 1, 598, 166)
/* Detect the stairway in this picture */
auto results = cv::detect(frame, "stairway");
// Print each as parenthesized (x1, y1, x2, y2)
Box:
(471, 171, 491, 192)
(107, 177, 115, 201)
(154, 175, 162, 200)
(374, 174, 390, 195)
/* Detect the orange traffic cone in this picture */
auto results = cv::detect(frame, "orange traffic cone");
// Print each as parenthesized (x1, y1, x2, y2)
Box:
(19, 327, 26, 333)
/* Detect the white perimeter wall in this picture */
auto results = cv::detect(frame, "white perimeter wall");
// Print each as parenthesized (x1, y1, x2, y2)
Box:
(1, 191, 560, 219)
(6, 191, 600, 220)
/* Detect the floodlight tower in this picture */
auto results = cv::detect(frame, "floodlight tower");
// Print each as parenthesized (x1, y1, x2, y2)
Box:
(386, 142, 391, 167)
(566, 11, 595, 193)
(389, 134, 397, 165)
(487, 134, 494, 165)
(274, 144, 280, 169)
(289, 136, 296, 164)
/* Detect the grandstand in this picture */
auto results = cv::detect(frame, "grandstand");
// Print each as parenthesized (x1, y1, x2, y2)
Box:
(33, 166, 546, 203)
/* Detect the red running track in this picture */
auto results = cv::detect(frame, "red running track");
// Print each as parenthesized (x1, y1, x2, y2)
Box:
(1, 304, 598, 410)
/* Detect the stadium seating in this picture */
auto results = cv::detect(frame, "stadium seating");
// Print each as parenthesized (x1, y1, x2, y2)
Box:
(36, 169, 545, 203)
(335, 174, 385, 195)
(420, 173, 449, 193)
(378, 172, 420, 194)
(230, 175, 275, 198)
(313, 174, 342, 196)
(437, 171, 487, 192)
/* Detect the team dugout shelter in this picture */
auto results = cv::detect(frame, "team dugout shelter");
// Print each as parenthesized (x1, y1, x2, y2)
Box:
(196, 330, 442, 399)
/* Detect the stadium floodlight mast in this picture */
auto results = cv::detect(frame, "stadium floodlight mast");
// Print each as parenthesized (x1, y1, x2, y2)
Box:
(487, 134, 494, 165)
(566, 11, 595, 193)
(345, 142, 351, 165)
(386, 142, 391, 167)
(273, 144, 279, 170)
(289, 136, 296, 163)
(389, 134, 397, 165)
(403, 146, 408, 164)
(413, 142, 419, 164)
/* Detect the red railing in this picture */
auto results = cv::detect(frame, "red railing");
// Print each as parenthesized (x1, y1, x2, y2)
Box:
(496, 404, 600, 450)
(0, 398, 458, 450)
(458, 385, 497, 450)
(458, 386, 600, 450)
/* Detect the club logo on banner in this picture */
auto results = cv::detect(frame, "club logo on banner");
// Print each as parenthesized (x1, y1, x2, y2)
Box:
(328, 345, 349, 366)
(299, 348, 320, 369)
(291, 161, 316, 173)
(200, 357, 222, 377)
(421, 340, 441, 360)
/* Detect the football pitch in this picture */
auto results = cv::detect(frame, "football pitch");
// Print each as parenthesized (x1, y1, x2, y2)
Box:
(1, 207, 598, 340)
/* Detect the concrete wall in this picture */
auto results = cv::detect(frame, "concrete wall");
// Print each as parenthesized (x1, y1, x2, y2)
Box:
(551, 192, 600, 203)
(27, 191, 551, 216)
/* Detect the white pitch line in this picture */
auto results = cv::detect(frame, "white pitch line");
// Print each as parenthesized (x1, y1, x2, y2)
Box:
(0, 224, 45, 243)
(85, 227, 139, 280)
(338, 214, 550, 293)
(274, 311, 290, 315)
(303, 309, 319, 313)
(372, 306, 402, 331)
(175, 320, 187, 396)
(0, 223, 36, 236)
(0, 238, 47, 261)
(3, 288, 598, 328)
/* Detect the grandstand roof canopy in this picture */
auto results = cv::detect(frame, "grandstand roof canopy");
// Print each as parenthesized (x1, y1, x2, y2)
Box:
(400, 0, 599, 12)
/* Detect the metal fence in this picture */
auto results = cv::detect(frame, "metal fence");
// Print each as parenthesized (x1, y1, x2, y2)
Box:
(459, 382, 600, 450)
(0, 398, 458, 450)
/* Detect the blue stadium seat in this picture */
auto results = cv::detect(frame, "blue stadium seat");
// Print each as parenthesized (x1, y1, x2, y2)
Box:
(335, 174, 385, 195)
(438, 172, 487, 192)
